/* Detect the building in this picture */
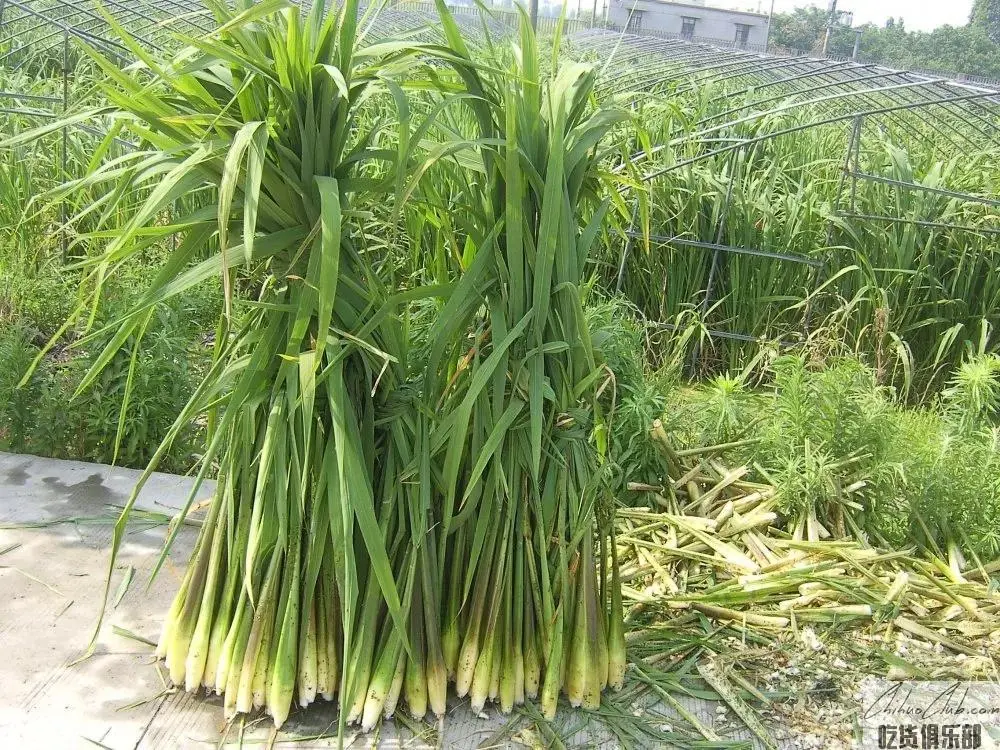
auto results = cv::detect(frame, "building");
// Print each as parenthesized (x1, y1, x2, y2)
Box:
(606, 0, 770, 50)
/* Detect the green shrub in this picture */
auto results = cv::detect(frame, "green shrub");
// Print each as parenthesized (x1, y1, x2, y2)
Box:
(1, 296, 210, 472)
(882, 408, 1000, 559)
(0, 324, 43, 450)
(588, 297, 673, 492)
(0, 264, 75, 343)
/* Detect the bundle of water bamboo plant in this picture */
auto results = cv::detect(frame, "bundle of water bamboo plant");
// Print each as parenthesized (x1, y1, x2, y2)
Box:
(621, 423, 1000, 661)
(405, 2, 631, 719)
(4, 0, 451, 730)
(6, 0, 635, 733)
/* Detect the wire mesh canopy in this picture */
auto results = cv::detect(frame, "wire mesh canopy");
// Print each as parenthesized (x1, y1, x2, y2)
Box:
(0, 0, 219, 64)
(567, 29, 1000, 166)
(0, 1, 520, 65)
(566, 28, 1000, 356)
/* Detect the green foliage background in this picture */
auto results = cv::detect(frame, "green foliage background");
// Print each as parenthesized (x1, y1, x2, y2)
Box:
(770, 5, 1000, 79)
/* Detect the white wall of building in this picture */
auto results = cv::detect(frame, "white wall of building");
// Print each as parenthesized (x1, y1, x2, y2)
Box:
(607, 0, 769, 47)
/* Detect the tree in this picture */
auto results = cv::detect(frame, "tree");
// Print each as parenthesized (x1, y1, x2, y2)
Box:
(971, 0, 1000, 44)
(769, 4, 1000, 79)
(769, 6, 826, 51)
(769, 6, 854, 54)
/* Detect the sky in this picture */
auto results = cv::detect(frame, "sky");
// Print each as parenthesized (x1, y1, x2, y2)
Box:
(728, 0, 976, 32)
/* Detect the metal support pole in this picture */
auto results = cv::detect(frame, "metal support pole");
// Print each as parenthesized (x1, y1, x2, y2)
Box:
(822, 0, 837, 56)
(616, 202, 640, 293)
(807, 115, 863, 338)
(61, 28, 69, 263)
(851, 29, 862, 61)
(825, 115, 862, 248)
(848, 114, 863, 214)
(690, 149, 738, 373)
(617, 120, 643, 294)
(763, 0, 775, 53)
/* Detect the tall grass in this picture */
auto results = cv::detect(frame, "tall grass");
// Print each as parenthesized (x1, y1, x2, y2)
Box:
(601, 84, 1000, 393)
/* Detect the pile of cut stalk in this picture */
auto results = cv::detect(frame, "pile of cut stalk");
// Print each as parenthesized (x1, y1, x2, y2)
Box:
(620, 420, 1000, 666)
(14, 0, 631, 735)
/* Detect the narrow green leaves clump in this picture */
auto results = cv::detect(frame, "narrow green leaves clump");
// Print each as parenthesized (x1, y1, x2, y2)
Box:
(14, 0, 632, 733)
(46, 0, 437, 729)
(421, 0, 630, 720)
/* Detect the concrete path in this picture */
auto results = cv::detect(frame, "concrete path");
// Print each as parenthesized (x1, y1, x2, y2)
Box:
(0, 451, 762, 749)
